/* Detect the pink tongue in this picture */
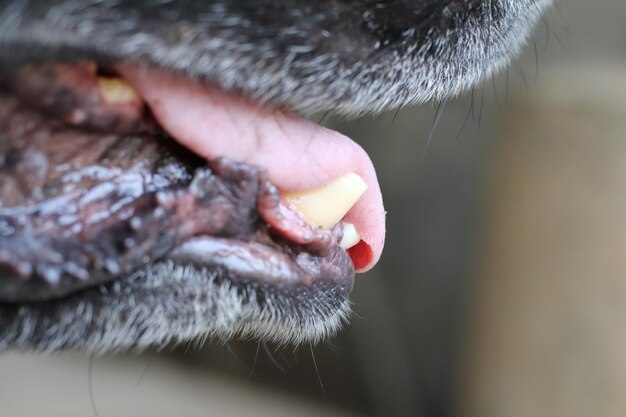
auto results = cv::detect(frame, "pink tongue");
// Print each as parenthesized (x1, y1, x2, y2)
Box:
(118, 65, 385, 272)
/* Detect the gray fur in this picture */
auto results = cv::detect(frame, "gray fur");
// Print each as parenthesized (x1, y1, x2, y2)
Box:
(0, 262, 351, 352)
(0, 0, 553, 352)
(0, 0, 553, 115)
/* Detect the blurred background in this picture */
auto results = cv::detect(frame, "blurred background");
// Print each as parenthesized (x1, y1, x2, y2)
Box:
(3, 0, 626, 416)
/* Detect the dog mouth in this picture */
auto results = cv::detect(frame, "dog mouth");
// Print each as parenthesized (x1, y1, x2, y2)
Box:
(0, 61, 386, 304)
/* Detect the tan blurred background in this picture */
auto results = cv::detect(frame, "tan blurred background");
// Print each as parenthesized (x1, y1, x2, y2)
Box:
(3, 1, 626, 416)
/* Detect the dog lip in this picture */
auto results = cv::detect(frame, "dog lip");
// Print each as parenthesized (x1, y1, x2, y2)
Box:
(169, 236, 355, 292)
(0, 59, 383, 304)
(117, 64, 386, 272)
(0, 74, 355, 301)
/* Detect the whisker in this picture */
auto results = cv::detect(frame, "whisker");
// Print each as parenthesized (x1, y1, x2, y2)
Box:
(421, 99, 447, 159)
(88, 356, 101, 417)
(262, 341, 287, 372)
(310, 343, 325, 393)
(247, 340, 262, 382)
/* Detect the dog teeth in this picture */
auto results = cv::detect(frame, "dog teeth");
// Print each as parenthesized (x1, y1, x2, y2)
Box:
(283, 173, 367, 229)
(339, 222, 360, 249)
(97, 76, 141, 104)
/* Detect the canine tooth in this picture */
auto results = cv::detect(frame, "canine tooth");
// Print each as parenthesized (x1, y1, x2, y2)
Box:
(97, 76, 141, 104)
(283, 173, 367, 229)
(339, 222, 360, 250)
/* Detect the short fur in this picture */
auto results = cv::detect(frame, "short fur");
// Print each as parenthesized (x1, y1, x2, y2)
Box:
(0, 0, 553, 352)
(0, 262, 351, 352)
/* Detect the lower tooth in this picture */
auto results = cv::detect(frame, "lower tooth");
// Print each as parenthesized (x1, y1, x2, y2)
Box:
(339, 222, 360, 250)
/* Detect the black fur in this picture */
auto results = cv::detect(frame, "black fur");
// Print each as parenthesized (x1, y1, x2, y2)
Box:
(0, 0, 553, 352)
(0, 0, 553, 114)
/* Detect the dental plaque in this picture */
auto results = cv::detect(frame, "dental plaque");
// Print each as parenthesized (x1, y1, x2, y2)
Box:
(282, 173, 367, 250)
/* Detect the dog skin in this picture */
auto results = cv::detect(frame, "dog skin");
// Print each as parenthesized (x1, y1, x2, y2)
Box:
(0, 0, 552, 352)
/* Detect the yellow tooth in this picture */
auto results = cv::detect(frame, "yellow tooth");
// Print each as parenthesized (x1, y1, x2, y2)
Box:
(283, 173, 367, 229)
(339, 222, 360, 250)
(97, 76, 141, 104)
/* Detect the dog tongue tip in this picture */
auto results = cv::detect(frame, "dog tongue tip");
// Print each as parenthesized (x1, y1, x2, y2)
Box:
(118, 64, 386, 271)
(348, 240, 374, 272)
